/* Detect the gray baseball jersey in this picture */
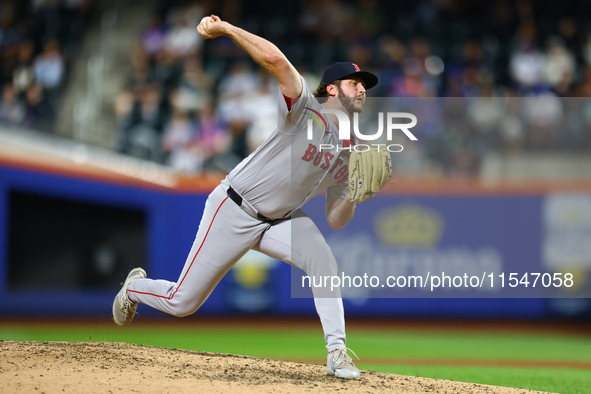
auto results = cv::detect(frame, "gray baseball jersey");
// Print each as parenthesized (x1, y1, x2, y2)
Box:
(228, 76, 350, 219)
(126, 74, 351, 351)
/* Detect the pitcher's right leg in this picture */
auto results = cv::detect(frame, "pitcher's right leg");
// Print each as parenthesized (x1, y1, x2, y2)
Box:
(126, 185, 267, 317)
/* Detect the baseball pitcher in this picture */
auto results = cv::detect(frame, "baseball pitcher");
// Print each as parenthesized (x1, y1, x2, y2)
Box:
(113, 15, 390, 380)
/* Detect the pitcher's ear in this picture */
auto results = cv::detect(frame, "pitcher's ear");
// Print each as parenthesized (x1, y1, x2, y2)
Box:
(326, 82, 339, 97)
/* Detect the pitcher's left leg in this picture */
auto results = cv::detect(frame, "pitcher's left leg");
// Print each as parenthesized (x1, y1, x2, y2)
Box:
(254, 210, 345, 351)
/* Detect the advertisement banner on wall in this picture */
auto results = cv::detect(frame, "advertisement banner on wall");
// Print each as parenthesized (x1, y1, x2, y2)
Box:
(291, 195, 588, 299)
(543, 194, 591, 315)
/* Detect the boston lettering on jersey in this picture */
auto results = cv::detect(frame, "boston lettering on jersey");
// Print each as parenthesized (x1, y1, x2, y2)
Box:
(301, 143, 348, 183)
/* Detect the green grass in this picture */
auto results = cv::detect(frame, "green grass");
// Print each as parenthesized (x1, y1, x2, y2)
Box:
(0, 323, 327, 359)
(364, 365, 591, 394)
(350, 330, 591, 363)
(1, 320, 590, 394)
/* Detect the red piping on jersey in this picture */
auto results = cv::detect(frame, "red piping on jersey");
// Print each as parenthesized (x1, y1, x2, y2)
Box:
(283, 93, 301, 111)
(128, 196, 230, 300)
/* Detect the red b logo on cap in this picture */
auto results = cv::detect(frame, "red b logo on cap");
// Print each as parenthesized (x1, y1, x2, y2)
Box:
(352, 63, 360, 72)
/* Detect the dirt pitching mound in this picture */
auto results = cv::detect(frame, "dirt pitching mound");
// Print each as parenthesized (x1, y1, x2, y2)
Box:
(1, 341, 551, 393)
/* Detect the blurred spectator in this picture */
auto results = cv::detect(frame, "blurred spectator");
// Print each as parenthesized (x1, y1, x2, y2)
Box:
(0, 81, 25, 124)
(161, 101, 231, 173)
(164, 5, 203, 60)
(170, 57, 214, 113)
(12, 40, 35, 93)
(389, 57, 437, 97)
(217, 60, 260, 100)
(498, 90, 526, 152)
(127, 49, 157, 91)
(509, 22, 544, 91)
(162, 107, 197, 171)
(523, 93, 563, 150)
(141, 16, 168, 60)
(193, 101, 231, 172)
(541, 37, 576, 95)
(23, 82, 52, 131)
(33, 40, 65, 90)
(117, 85, 164, 161)
(32, 38, 65, 117)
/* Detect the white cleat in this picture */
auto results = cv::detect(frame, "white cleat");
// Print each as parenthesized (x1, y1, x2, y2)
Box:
(326, 347, 361, 379)
(112, 268, 146, 326)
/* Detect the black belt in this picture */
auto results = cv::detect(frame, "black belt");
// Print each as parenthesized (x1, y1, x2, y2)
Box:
(227, 187, 288, 224)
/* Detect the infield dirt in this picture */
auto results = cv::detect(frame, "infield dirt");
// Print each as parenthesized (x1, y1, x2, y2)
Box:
(1, 341, 553, 393)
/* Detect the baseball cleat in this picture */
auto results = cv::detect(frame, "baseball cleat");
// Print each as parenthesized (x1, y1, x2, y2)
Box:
(326, 347, 360, 379)
(112, 267, 146, 326)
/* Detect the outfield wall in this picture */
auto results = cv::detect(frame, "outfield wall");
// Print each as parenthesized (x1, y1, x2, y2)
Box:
(1, 150, 590, 319)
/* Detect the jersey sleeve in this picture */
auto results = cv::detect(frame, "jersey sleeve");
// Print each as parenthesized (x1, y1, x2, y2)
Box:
(326, 182, 348, 203)
(277, 75, 313, 134)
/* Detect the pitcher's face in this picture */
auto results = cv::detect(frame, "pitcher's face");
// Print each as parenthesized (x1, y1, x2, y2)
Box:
(335, 78, 366, 114)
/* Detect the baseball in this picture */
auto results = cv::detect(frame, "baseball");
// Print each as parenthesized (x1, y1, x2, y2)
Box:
(199, 16, 212, 31)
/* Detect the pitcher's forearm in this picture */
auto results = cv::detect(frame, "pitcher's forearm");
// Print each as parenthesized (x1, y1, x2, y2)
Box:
(224, 25, 284, 71)
(210, 20, 301, 97)
(326, 198, 356, 230)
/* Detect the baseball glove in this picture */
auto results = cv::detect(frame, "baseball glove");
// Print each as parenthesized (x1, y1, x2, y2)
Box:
(348, 147, 392, 203)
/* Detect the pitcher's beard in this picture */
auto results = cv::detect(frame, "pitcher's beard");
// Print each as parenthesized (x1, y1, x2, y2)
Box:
(336, 86, 364, 117)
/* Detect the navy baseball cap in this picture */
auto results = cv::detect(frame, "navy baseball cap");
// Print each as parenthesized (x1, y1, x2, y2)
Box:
(320, 62, 378, 89)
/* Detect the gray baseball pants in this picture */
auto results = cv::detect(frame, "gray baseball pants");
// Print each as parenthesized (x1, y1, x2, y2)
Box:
(127, 182, 346, 351)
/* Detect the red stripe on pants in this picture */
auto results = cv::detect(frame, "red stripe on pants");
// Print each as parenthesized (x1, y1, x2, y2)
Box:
(128, 196, 230, 299)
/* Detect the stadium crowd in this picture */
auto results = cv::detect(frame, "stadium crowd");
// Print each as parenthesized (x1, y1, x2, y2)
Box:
(2, 0, 591, 176)
(0, 0, 90, 133)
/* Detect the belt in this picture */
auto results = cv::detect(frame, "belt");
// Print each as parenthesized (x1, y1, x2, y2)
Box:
(227, 187, 289, 225)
